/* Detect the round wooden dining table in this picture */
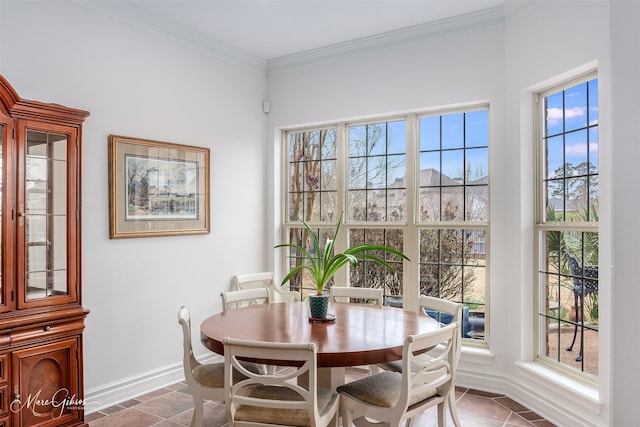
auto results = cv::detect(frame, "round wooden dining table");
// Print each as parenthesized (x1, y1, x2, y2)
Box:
(200, 301, 441, 389)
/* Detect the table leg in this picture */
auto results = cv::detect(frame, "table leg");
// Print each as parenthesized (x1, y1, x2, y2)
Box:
(299, 367, 346, 391)
(318, 367, 345, 390)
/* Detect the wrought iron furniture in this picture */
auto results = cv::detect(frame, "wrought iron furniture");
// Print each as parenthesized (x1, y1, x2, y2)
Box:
(564, 250, 599, 362)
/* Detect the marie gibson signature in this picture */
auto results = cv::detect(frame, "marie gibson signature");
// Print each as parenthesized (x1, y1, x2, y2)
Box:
(10, 388, 95, 419)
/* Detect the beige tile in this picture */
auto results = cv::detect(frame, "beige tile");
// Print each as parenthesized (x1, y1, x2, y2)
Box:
(505, 412, 536, 426)
(152, 422, 185, 427)
(170, 400, 227, 427)
(98, 404, 126, 415)
(135, 391, 194, 419)
(85, 412, 106, 423)
(457, 393, 513, 423)
(135, 387, 175, 402)
(496, 396, 531, 413)
(88, 371, 554, 427)
(88, 408, 163, 427)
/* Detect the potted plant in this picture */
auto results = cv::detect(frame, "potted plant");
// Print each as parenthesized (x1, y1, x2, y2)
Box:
(276, 211, 409, 319)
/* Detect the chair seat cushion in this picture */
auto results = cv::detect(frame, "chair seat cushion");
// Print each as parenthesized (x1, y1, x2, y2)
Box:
(377, 360, 402, 373)
(194, 361, 261, 387)
(337, 371, 438, 408)
(235, 385, 338, 427)
(193, 362, 225, 387)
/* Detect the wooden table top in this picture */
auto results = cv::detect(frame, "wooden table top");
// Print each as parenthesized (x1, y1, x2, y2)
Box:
(200, 301, 440, 368)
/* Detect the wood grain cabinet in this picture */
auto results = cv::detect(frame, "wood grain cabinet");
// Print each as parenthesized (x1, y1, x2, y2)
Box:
(0, 74, 89, 427)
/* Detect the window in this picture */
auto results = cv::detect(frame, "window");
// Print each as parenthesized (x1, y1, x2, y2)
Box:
(535, 74, 599, 378)
(347, 120, 406, 222)
(282, 107, 489, 341)
(417, 111, 488, 339)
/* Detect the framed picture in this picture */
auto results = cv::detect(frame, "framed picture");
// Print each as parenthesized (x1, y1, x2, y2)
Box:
(108, 135, 210, 238)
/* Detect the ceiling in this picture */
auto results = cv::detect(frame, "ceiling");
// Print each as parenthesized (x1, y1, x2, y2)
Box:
(98, 0, 508, 61)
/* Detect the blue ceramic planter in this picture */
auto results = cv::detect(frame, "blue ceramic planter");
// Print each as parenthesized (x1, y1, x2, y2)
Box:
(309, 293, 330, 319)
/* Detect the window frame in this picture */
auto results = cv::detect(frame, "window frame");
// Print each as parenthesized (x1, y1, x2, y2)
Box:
(533, 70, 599, 380)
(280, 104, 490, 344)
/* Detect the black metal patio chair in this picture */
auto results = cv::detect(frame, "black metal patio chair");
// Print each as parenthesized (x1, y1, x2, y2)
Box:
(564, 250, 598, 362)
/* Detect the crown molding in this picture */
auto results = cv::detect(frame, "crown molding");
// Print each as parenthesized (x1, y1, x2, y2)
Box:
(502, 0, 537, 20)
(72, 0, 536, 74)
(71, 0, 267, 70)
(267, 3, 509, 74)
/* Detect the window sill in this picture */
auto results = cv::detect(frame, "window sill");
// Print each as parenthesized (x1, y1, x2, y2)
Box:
(460, 344, 494, 366)
(514, 361, 601, 416)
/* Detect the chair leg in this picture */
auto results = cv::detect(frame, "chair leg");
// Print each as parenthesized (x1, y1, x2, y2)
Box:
(330, 410, 340, 427)
(448, 389, 462, 427)
(576, 326, 584, 362)
(437, 401, 447, 427)
(566, 293, 579, 352)
(341, 405, 355, 427)
(190, 397, 203, 427)
(368, 364, 380, 375)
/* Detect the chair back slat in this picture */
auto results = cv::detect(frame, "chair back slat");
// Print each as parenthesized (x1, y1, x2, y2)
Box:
(223, 338, 340, 427)
(232, 271, 301, 302)
(330, 286, 384, 306)
(221, 287, 271, 312)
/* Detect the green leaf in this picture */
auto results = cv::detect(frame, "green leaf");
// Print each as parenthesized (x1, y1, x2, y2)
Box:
(275, 211, 410, 294)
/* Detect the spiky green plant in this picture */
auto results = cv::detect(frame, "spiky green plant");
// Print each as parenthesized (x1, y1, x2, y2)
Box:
(276, 212, 410, 295)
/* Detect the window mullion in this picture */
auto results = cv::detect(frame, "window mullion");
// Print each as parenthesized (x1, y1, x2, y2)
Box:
(335, 123, 349, 285)
(403, 114, 419, 311)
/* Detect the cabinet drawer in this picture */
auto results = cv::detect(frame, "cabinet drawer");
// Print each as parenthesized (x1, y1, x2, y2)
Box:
(9, 319, 85, 346)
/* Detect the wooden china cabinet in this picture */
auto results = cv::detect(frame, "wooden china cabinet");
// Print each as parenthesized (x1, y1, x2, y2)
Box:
(0, 74, 89, 427)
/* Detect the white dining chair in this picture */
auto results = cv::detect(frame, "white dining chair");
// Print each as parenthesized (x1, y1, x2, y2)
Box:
(223, 337, 340, 427)
(329, 286, 384, 306)
(177, 306, 225, 427)
(221, 287, 271, 312)
(231, 271, 301, 302)
(377, 295, 464, 426)
(337, 321, 458, 427)
(220, 287, 278, 374)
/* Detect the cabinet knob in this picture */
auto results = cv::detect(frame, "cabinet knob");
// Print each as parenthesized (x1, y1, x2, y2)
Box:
(44, 325, 51, 331)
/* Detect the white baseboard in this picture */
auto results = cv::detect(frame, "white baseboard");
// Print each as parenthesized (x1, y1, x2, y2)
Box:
(84, 353, 220, 414)
(456, 366, 605, 427)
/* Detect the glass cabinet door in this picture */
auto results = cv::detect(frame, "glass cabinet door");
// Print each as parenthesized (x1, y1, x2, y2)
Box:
(21, 127, 76, 307)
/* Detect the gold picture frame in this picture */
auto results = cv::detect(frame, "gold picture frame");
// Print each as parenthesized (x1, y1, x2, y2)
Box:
(108, 135, 210, 239)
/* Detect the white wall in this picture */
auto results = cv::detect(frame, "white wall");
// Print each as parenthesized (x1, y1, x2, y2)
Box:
(1, 0, 636, 425)
(610, 0, 640, 424)
(0, 0, 269, 406)
(268, 2, 619, 426)
(504, 2, 613, 426)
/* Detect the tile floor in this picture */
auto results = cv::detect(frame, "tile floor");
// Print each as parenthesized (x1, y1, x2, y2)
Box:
(86, 368, 556, 427)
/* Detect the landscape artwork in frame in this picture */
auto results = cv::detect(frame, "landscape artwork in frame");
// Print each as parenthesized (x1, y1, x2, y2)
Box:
(109, 135, 210, 238)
